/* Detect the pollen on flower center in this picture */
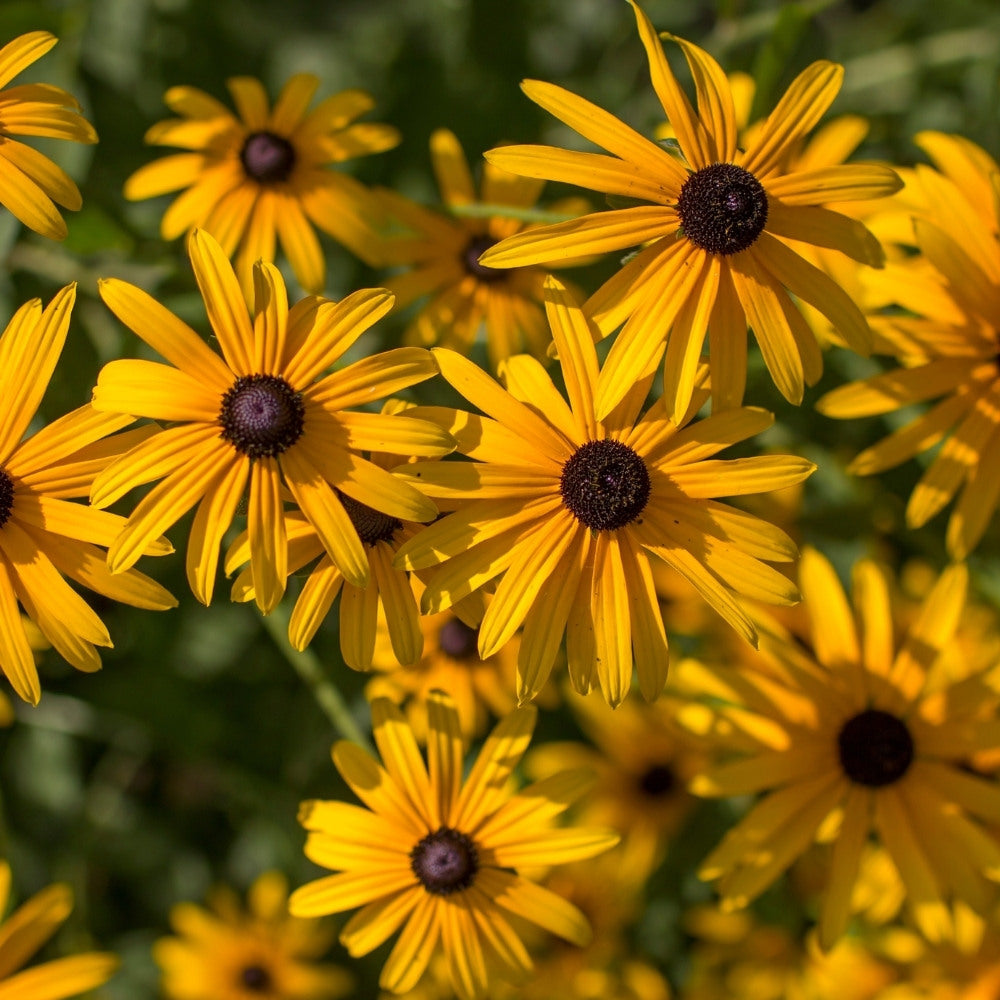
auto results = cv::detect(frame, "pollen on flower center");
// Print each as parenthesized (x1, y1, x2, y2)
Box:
(837, 708, 915, 787)
(677, 162, 768, 255)
(239, 964, 273, 993)
(240, 130, 296, 184)
(218, 374, 305, 458)
(560, 438, 651, 531)
(638, 763, 675, 797)
(439, 617, 479, 659)
(337, 490, 402, 546)
(0, 470, 14, 528)
(463, 234, 506, 282)
(410, 827, 479, 895)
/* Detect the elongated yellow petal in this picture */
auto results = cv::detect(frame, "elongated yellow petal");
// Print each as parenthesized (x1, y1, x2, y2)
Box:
(0, 31, 57, 91)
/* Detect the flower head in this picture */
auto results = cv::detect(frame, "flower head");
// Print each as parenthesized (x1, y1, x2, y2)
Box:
(393, 277, 813, 706)
(289, 693, 619, 1000)
(689, 549, 1000, 949)
(124, 74, 399, 298)
(480, 1, 901, 421)
(91, 228, 451, 614)
(0, 285, 175, 705)
(154, 870, 352, 1000)
(0, 31, 97, 239)
(0, 861, 119, 999)
(363, 128, 587, 370)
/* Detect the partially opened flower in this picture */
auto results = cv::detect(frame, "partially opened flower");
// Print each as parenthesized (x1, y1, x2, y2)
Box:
(364, 128, 586, 370)
(124, 73, 398, 298)
(0, 31, 97, 239)
(154, 870, 352, 1000)
(0, 861, 119, 999)
(289, 693, 619, 1000)
(817, 133, 1000, 559)
(690, 548, 1000, 949)
(480, 0, 900, 420)
(394, 277, 813, 707)
(0, 285, 175, 705)
(91, 228, 451, 614)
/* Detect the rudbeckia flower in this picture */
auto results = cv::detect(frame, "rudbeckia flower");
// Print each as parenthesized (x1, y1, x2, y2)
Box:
(0, 31, 97, 239)
(90, 228, 451, 614)
(0, 861, 119, 999)
(363, 128, 587, 370)
(154, 870, 353, 1000)
(393, 277, 813, 707)
(817, 133, 1000, 559)
(289, 693, 619, 1000)
(124, 73, 399, 298)
(479, 1, 901, 421)
(689, 549, 1000, 948)
(0, 284, 175, 705)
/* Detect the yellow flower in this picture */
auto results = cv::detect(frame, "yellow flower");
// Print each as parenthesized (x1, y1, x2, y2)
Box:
(364, 128, 587, 370)
(817, 133, 1000, 559)
(479, 1, 900, 421)
(0, 31, 97, 239)
(289, 693, 619, 1000)
(394, 277, 813, 707)
(124, 73, 398, 298)
(690, 548, 1000, 949)
(90, 229, 451, 614)
(0, 861, 119, 999)
(0, 285, 174, 705)
(154, 870, 352, 1000)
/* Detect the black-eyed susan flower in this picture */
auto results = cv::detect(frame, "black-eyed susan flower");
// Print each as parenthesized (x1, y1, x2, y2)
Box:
(90, 228, 451, 614)
(689, 548, 1000, 949)
(124, 73, 398, 299)
(0, 285, 175, 705)
(0, 31, 97, 239)
(393, 277, 813, 707)
(154, 869, 352, 1000)
(363, 128, 586, 370)
(817, 134, 1000, 559)
(479, 1, 901, 421)
(0, 860, 119, 999)
(289, 693, 619, 1000)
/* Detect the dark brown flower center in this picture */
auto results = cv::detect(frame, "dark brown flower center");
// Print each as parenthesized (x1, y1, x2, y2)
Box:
(560, 439, 650, 531)
(240, 131, 296, 184)
(438, 617, 479, 659)
(638, 763, 676, 798)
(838, 708, 914, 787)
(219, 374, 305, 458)
(239, 964, 273, 993)
(338, 490, 401, 546)
(463, 234, 506, 282)
(410, 826, 479, 895)
(677, 162, 768, 255)
(0, 469, 14, 528)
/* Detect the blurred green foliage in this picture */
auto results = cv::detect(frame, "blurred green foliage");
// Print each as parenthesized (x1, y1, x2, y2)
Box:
(0, 0, 998, 996)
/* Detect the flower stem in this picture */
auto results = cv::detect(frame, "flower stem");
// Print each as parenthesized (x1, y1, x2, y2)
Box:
(260, 607, 373, 752)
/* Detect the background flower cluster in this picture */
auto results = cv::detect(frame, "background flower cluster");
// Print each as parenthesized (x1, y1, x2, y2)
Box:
(4, 0, 1000, 999)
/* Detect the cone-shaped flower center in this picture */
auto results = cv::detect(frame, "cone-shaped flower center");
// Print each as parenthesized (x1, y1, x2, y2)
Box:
(838, 708, 914, 787)
(410, 827, 479, 895)
(463, 234, 506, 282)
(240, 131, 296, 184)
(677, 163, 768, 255)
(338, 490, 401, 546)
(239, 964, 273, 993)
(439, 617, 479, 660)
(560, 439, 651, 531)
(638, 762, 676, 798)
(219, 374, 305, 458)
(0, 470, 14, 528)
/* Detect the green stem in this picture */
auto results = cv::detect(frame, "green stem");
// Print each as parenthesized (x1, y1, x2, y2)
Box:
(261, 607, 372, 752)
(449, 202, 577, 224)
